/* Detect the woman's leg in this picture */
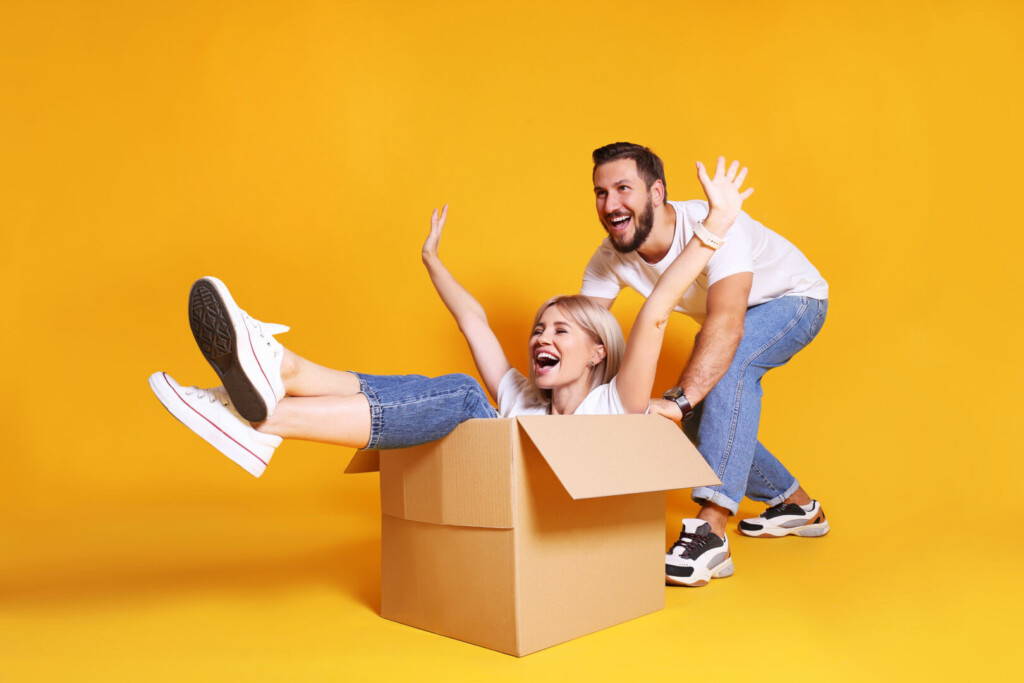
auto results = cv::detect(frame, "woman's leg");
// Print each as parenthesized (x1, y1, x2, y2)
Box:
(280, 349, 362, 397)
(256, 394, 372, 448)
(256, 372, 496, 451)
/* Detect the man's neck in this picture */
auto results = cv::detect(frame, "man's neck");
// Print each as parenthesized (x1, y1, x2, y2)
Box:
(635, 201, 677, 264)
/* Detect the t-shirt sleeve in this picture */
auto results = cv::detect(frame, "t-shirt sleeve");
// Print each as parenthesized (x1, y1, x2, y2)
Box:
(580, 243, 624, 300)
(497, 368, 533, 417)
(706, 210, 756, 287)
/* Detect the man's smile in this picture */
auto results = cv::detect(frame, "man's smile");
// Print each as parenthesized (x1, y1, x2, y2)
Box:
(607, 213, 633, 234)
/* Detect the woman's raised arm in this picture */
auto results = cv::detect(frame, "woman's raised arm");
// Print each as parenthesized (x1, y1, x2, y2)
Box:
(615, 157, 754, 413)
(421, 205, 511, 399)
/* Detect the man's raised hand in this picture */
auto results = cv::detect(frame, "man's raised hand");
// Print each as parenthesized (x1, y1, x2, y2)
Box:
(696, 157, 754, 233)
(422, 204, 449, 265)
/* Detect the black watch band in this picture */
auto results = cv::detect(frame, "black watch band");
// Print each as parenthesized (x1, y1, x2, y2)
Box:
(662, 387, 694, 421)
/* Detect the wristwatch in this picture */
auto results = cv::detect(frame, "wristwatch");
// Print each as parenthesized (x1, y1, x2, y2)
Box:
(662, 387, 694, 421)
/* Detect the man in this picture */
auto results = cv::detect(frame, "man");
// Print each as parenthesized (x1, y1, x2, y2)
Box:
(581, 142, 830, 587)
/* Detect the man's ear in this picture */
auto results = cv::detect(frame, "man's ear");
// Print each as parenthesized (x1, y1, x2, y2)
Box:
(651, 179, 666, 207)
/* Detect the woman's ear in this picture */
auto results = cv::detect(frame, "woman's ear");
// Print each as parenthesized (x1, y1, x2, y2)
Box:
(590, 344, 606, 368)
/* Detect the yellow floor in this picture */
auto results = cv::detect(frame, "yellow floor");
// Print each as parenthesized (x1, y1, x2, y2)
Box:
(4, 482, 1017, 682)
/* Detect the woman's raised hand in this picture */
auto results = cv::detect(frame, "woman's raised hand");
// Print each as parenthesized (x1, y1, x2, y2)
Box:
(422, 204, 448, 265)
(695, 157, 754, 233)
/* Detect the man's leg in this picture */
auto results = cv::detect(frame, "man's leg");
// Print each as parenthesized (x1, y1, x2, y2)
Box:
(687, 296, 827, 535)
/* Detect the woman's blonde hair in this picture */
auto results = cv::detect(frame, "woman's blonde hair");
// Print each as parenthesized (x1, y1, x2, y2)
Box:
(527, 295, 625, 401)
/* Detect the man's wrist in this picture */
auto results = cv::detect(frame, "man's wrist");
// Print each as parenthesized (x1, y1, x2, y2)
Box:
(662, 386, 694, 420)
(703, 212, 735, 235)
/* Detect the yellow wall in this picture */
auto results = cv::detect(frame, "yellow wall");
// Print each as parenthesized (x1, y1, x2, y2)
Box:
(4, 1, 1022, 680)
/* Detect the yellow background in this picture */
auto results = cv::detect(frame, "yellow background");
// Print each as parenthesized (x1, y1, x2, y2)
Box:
(4, 0, 1022, 680)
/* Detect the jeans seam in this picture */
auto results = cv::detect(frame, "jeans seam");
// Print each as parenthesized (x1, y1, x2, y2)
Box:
(749, 460, 782, 498)
(379, 385, 477, 408)
(356, 374, 384, 450)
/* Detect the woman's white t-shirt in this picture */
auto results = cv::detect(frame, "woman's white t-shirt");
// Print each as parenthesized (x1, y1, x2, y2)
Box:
(497, 368, 626, 417)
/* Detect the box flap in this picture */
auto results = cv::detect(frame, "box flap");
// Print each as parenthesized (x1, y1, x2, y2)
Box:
(344, 449, 380, 474)
(516, 414, 719, 500)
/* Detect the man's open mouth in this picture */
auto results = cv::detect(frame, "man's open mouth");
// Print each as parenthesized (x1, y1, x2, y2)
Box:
(534, 350, 560, 375)
(608, 214, 632, 233)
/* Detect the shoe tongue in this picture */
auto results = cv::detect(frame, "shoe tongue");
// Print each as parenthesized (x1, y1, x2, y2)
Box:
(262, 322, 290, 336)
(681, 518, 711, 535)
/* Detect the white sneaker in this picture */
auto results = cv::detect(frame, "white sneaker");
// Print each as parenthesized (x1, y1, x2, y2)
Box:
(188, 276, 289, 422)
(148, 371, 281, 477)
(665, 519, 734, 587)
(738, 500, 830, 538)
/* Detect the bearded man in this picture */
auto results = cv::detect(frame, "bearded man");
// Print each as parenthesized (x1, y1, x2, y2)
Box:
(581, 142, 830, 587)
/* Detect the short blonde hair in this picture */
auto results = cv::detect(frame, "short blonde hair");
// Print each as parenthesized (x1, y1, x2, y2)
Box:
(527, 295, 625, 401)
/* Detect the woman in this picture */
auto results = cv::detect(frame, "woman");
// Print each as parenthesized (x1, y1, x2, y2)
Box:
(149, 158, 752, 477)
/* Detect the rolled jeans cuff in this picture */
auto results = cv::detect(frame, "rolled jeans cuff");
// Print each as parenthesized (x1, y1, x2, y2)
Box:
(764, 479, 801, 508)
(691, 487, 740, 515)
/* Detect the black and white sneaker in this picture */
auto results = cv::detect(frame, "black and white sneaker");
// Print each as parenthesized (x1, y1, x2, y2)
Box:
(738, 500, 830, 538)
(665, 519, 734, 587)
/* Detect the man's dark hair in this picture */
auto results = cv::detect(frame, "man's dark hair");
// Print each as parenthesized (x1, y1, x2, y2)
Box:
(592, 142, 667, 195)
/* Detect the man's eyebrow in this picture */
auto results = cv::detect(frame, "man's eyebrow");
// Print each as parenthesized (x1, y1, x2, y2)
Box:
(594, 179, 632, 190)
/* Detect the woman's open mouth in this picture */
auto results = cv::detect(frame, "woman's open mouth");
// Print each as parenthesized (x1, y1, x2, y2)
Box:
(534, 350, 560, 375)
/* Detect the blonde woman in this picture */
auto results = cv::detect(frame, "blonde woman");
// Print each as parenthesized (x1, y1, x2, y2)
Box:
(149, 158, 751, 478)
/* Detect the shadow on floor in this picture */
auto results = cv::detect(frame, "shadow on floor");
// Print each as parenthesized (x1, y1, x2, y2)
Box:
(1, 537, 381, 613)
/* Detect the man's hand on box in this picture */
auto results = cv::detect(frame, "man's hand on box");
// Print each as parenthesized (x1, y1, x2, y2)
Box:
(648, 398, 683, 425)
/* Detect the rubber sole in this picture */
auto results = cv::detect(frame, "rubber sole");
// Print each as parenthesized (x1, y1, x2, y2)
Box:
(665, 555, 734, 587)
(148, 372, 268, 477)
(188, 278, 269, 422)
(739, 520, 831, 538)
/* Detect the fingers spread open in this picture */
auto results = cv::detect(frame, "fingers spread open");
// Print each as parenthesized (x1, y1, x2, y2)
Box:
(696, 160, 711, 185)
(735, 167, 748, 188)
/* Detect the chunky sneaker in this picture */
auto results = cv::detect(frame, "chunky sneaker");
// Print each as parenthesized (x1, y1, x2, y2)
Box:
(738, 500, 830, 538)
(665, 519, 734, 587)
(188, 276, 289, 422)
(148, 371, 281, 477)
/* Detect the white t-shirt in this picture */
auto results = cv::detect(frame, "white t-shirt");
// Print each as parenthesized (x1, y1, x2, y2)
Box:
(581, 200, 829, 323)
(497, 368, 626, 417)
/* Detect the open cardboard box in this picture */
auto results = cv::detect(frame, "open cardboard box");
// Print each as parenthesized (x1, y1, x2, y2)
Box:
(345, 414, 719, 656)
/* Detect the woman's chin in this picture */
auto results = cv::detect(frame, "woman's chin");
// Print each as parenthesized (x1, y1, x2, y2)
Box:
(535, 370, 583, 391)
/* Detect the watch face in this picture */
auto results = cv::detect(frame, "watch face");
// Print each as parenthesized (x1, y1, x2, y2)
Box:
(663, 387, 684, 400)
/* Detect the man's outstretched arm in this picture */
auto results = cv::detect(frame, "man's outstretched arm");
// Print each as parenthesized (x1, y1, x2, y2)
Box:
(676, 271, 752, 405)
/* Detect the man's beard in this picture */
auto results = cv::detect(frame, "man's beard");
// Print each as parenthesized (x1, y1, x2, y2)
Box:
(609, 197, 655, 253)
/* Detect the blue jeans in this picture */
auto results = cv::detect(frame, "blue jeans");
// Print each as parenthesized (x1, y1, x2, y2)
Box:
(353, 372, 498, 450)
(685, 296, 828, 514)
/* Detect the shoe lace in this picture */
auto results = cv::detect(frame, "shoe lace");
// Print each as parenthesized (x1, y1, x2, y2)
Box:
(244, 313, 288, 352)
(670, 531, 716, 560)
(183, 386, 230, 406)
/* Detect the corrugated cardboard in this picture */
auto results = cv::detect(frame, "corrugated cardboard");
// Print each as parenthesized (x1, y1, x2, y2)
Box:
(347, 414, 719, 656)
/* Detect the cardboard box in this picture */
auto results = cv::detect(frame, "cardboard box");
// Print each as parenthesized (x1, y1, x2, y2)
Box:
(345, 414, 719, 656)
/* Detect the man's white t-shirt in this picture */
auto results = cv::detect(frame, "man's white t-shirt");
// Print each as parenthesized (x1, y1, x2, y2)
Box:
(580, 200, 828, 323)
(497, 368, 625, 416)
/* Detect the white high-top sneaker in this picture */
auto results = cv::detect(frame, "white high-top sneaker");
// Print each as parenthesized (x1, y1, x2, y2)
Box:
(148, 371, 281, 477)
(188, 276, 289, 422)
